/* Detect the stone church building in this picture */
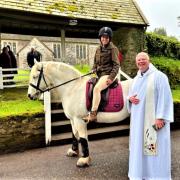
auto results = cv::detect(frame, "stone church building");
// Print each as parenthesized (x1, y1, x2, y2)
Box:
(0, 0, 149, 76)
(0, 33, 99, 68)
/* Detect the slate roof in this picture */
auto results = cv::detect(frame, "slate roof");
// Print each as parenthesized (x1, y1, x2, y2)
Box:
(0, 0, 148, 26)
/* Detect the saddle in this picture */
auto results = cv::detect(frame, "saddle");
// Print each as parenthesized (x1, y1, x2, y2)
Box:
(86, 77, 124, 112)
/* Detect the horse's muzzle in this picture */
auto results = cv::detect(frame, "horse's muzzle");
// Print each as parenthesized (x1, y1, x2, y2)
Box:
(28, 94, 34, 100)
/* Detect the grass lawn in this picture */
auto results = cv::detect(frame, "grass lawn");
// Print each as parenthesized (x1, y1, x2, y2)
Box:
(13, 70, 30, 85)
(74, 64, 91, 74)
(0, 88, 43, 119)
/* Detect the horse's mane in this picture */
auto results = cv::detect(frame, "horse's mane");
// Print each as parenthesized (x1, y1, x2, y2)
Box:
(44, 61, 82, 78)
(58, 62, 82, 77)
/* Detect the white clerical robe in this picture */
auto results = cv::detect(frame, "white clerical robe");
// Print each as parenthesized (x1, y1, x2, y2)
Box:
(127, 63, 174, 180)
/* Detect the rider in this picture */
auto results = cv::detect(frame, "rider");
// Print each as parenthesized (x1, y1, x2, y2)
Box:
(82, 27, 120, 123)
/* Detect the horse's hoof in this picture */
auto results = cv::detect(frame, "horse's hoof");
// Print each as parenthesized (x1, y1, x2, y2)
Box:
(76, 157, 91, 167)
(66, 148, 79, 157)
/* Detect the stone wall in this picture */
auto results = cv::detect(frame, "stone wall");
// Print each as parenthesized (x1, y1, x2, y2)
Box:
(0, 103, 179, 155)
(0, 114, 45, 155)
(113, 27, 145, 77)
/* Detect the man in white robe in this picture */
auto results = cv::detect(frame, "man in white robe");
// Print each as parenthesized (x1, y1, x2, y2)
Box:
(127, 52, 174, 180)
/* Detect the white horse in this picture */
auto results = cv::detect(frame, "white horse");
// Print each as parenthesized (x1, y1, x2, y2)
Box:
(28, 61, 132, 167)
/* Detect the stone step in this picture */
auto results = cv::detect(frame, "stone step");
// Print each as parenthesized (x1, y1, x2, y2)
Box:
(51, 113, 68, 121)
(52, 120, 70, 126)
(51, 118, 130, 135)
(51, 109, 64, 114)
(49, 102, 130, 145)
(51, 124, 129, 144)
(51, 102, 63, 110)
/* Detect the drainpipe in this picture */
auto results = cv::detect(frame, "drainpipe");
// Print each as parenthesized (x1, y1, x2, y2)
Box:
(143, 26, 147, 51)
(61, 29, 66, 62)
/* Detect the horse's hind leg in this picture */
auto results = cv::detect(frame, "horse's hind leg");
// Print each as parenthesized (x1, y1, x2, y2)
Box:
(67, 133, 79, 157)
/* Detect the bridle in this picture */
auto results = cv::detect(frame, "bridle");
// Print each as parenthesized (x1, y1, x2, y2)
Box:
(30, 66, 93, 93)
(30, 66, 48, 93)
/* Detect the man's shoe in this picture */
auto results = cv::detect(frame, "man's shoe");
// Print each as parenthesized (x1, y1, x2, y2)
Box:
(82, 111, 97, 123)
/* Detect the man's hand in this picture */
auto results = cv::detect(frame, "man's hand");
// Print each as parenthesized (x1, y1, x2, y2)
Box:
(154, 119, 165, 130)
(129, 94, 140, 105)
(106, 78, 113, 86)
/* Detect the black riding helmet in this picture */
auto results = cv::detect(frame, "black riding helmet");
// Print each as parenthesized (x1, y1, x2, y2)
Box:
(98, 27, 113, 40)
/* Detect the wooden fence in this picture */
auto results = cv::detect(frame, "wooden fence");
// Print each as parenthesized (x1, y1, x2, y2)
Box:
(0, 67, 30, 89)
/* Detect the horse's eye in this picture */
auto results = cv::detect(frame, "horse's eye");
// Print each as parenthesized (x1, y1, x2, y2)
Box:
(33, 75, 37, 79)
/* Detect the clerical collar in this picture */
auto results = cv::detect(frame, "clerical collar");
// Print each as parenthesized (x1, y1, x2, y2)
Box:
(141, 68, 149, 76)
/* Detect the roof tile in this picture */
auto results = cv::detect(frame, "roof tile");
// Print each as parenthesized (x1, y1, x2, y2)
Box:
(0, 0, 148, 25)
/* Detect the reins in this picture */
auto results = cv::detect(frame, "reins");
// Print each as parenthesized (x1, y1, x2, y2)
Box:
(30, 66, 93, 93)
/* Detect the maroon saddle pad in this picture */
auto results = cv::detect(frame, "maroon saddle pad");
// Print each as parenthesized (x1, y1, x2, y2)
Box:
(86, 78, 124, 112)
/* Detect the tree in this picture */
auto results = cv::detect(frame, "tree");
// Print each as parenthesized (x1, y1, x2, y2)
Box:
(153, 27, 167, 36)
(169, 36, 178, 41)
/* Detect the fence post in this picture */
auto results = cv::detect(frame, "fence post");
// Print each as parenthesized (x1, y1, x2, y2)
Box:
(0, 67, 3, 89)
(44, 91, 51, 145)
(118, 67, 121, 81)
(119, 69, 132, 80)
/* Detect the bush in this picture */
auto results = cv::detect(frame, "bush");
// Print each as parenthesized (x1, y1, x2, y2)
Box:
(151, 56, 180, 89)
(146, 33, 180, 59)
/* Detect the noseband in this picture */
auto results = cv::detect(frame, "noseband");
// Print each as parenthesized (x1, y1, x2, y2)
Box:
(30, 65, 93, 93)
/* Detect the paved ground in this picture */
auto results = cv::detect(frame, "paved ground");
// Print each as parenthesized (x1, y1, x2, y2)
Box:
(0, 130, 180, 180)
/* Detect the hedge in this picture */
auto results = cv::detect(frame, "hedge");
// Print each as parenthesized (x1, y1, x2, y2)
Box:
(146, 33, 180, 59)
(151, 56, 180, 89)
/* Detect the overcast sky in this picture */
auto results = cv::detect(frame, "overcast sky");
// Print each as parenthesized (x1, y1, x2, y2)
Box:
(135, 0, 180, 39)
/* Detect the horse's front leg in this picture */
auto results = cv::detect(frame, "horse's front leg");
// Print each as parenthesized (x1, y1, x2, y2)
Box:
(77, 137, 91, 167)
(73, 117, 91, 167)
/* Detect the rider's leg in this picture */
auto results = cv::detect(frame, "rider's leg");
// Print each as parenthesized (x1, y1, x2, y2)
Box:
(82, 75, 109, 122)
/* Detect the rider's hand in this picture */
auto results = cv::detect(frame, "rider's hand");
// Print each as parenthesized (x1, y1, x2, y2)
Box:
(106, 78, 113, 86)
(129, 94, 140, 105)
(91, 69, 96, 73)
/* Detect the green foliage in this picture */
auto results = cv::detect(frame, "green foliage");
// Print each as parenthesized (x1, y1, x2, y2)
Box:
(146, 32, 180, 59)
(172, 86, 180, 103)
(151, 56, 180, 89)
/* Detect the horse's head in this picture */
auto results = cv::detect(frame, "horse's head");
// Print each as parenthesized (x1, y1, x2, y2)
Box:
(28, 61, 83, 100)
(28, 61, 49, 100)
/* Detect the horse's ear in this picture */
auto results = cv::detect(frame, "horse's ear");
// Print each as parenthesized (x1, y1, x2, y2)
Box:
(34, 59, 41, 70)
(34, 59, 38, 65)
